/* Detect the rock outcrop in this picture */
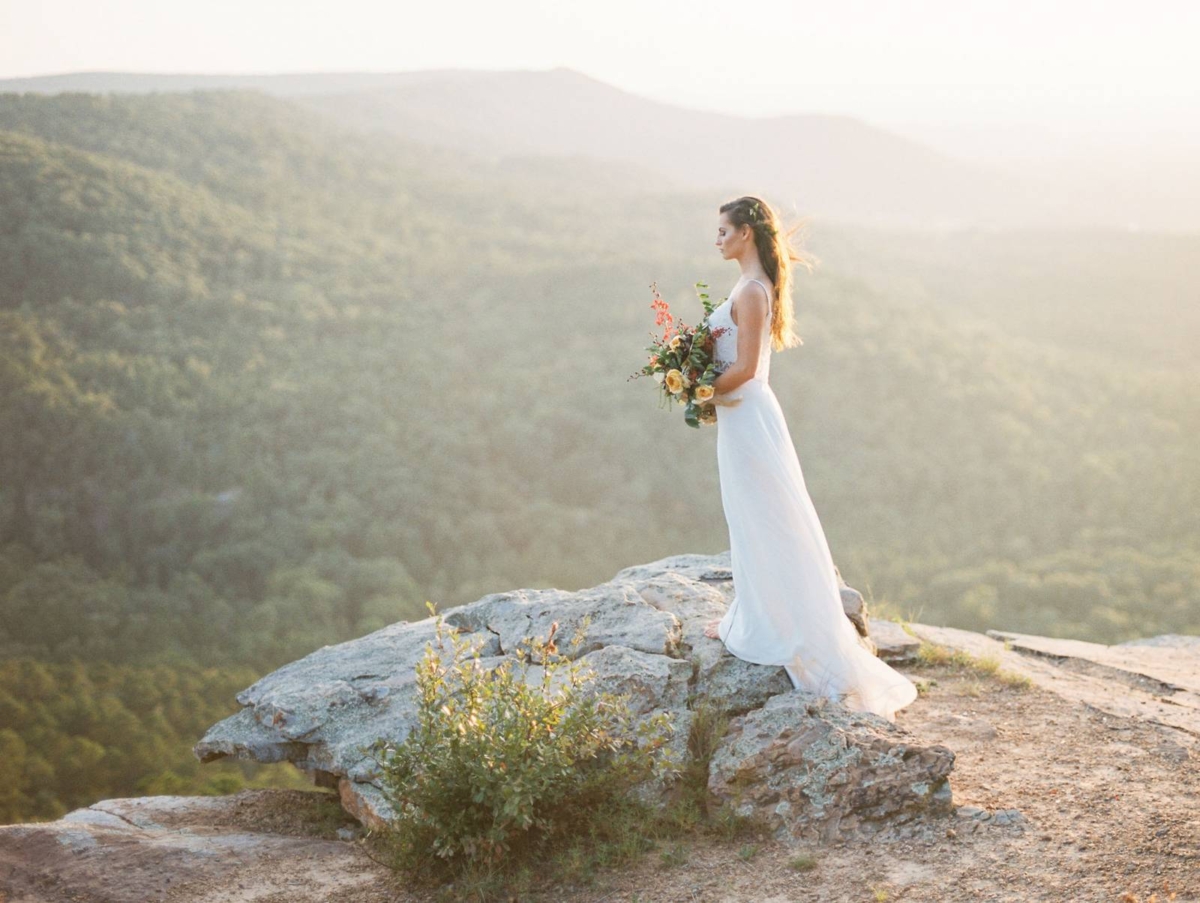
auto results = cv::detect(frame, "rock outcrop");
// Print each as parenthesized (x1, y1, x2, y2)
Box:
(192, 553, 953, 841)
(708, 693, 955, 842)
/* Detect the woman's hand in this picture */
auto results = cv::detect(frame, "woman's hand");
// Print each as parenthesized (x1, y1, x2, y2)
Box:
(710, 363, 750, 405)
(709, 393, 743, 408)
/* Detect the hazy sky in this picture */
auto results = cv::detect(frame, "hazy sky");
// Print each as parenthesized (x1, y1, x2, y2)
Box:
(3, 0, 1197, 160)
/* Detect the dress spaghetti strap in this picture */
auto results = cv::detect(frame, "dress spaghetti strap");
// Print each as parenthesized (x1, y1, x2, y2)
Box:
(747, 278, 772, 316)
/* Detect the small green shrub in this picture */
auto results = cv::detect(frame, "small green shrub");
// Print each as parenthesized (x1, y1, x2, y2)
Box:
(667, 695, 728, 821)
(658, 840, 690, 867)
(364, 603, 678, 881)
(708, 800, 769, 842)
(913, 641, 1032, 690)
(788, 852, 819, 871)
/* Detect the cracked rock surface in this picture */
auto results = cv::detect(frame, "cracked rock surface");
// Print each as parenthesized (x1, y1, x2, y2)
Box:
(708, 693, 955, 842)
(192, 552, 951, 838)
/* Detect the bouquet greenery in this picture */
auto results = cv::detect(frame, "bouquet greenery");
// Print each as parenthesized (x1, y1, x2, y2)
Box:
(634, 280, 729, 428)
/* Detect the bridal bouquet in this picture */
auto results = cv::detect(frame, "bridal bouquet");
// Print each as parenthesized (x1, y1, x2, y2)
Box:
(633, 280, 726, 428)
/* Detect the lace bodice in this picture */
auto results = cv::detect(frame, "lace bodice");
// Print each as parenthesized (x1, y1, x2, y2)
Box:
(707, 277, 772, 382)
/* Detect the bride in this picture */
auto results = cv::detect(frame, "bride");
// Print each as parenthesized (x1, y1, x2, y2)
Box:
(699, 195, 918, 723)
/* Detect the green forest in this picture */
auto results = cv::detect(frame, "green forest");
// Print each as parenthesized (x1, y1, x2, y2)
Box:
(0, 90, 1197, 823)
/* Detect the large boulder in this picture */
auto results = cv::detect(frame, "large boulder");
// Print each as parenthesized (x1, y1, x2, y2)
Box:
(194, 552, 953, 838)
(708, 693, 955, 843)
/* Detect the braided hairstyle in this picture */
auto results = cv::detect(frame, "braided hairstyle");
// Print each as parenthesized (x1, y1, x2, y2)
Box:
(718, 195, 816, 350)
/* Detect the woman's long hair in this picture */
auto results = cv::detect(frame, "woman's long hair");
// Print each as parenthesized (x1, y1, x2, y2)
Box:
(719, 195, 817, 351)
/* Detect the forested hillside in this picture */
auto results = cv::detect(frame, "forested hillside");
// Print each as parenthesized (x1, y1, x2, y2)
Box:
(1, 90, 1197, 821)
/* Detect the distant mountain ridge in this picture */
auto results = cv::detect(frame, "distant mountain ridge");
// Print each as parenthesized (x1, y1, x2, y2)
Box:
(0, 66, 1050, 229)
(8, 66, 1198, 232)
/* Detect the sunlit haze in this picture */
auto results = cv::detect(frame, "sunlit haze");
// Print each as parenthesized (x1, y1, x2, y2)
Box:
(3, 0, 1198, 163)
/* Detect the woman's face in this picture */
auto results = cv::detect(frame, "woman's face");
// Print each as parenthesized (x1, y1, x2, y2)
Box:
(715, 213, 749, 259)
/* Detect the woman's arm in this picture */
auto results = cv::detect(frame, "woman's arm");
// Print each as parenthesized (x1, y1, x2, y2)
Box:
(711, 282, 770, 396)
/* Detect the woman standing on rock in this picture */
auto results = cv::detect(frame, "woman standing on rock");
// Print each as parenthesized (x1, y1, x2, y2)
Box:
(700, 195, 918, 723)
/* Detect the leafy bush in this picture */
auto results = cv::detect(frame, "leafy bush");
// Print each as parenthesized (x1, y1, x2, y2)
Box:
(365, 604, 678, 879)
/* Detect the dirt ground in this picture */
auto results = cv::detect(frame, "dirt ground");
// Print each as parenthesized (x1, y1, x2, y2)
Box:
(4, 657, 1198, 903)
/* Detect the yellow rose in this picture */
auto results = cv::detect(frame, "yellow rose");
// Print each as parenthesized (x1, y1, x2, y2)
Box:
(669, 335, 683, 351)
(664, 369, 684, 394)
(693, 383, 715, 404)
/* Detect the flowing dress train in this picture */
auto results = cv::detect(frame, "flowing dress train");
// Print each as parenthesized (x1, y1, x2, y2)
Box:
(709, 277, 918, 722)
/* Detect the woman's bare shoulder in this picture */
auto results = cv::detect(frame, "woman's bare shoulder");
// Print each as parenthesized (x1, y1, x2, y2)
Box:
(730, 279, 771, 324)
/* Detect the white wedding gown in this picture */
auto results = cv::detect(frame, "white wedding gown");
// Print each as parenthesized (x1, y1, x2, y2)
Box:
(709, 277, 918, 722)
